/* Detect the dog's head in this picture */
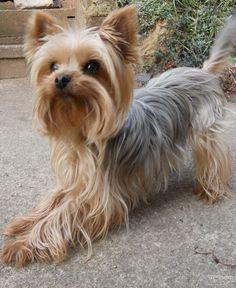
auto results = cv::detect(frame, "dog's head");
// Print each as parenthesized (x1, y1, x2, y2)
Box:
(25, 6, 138, 142)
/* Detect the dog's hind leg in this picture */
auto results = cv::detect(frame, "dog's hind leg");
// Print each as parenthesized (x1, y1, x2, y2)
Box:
(191, 123, 231, 203)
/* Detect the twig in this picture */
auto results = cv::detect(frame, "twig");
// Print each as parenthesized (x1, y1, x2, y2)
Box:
(194, 246, 236, 268)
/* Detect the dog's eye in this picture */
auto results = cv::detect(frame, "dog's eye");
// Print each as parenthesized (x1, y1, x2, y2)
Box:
(83, 61, 100, 75)
(50, 63, 58, 72)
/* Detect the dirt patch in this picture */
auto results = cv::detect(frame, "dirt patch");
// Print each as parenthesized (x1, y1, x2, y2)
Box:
(85, 0, 117, 25)
(139, 22, 167, 72)
(221, 66, 236, 99)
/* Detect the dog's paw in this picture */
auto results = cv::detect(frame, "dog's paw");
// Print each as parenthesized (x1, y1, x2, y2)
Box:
(1, 237, 67, 266)
(193, 186, 220, 204)
(1, 239, 34, 267)
(4, 217, 34, 237)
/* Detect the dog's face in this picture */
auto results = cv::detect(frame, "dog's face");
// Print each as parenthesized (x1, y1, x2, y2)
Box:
(25, 6, 138, 142)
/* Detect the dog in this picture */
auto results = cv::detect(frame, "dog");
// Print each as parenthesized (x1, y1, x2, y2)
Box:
(1, 6, 236, 267)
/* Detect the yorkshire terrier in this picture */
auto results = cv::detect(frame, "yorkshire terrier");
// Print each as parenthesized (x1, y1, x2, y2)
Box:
(1, 6, 236, 267)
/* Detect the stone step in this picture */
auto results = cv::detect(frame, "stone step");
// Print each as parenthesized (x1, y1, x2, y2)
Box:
(0, 8, 76, 79)
(0, 58, 26, 79)
(0, 44, 26, 79)
(0, 44, 24, 58)
(0, 36, 24, 45)
(0, 8, 76, 39)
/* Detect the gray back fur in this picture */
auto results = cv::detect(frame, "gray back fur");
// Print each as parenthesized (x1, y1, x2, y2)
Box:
(105, 68, 226, 206)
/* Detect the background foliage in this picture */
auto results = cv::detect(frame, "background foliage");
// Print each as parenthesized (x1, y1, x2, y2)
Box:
(117, 0, 236, 72)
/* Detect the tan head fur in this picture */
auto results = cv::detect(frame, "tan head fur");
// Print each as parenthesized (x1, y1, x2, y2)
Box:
(25, 6, 139, 143)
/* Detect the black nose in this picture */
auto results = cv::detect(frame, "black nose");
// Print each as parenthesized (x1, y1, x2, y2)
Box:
(55, 75, 71, 89)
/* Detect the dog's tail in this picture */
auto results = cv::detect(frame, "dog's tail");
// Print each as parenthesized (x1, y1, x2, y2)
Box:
(203, 15, 236, 74)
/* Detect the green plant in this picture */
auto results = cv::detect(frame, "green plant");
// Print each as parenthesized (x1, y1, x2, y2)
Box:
(117, 0, 132, 6)
(117, 0, 236, 71)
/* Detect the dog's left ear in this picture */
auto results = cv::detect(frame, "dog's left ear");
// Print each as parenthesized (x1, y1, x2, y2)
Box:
(100, 5, 138, 63)
(24, 12, 60, 62)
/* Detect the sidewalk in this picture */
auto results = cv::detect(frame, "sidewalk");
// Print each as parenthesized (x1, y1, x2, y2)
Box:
(1, 78, 236, 288)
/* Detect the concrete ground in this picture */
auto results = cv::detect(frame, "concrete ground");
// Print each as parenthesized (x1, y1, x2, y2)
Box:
(1, 78, 236, 288)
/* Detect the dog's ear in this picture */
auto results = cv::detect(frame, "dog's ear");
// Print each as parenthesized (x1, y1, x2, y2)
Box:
(100, 5, 138, 63)
(25, 12, 60, 62)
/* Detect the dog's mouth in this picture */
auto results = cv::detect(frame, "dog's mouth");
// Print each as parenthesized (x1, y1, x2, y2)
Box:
(33, 74, 116, 140)
(55, 89, 76, 101)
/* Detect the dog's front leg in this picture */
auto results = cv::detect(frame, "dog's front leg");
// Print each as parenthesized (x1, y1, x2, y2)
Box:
(3, 189, 66, 237)
(1, 185, 120, 267)
(1, 189, 83, 266)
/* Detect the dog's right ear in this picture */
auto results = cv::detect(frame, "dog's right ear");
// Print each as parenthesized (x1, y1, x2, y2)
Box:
(25, 12, 59, 62)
